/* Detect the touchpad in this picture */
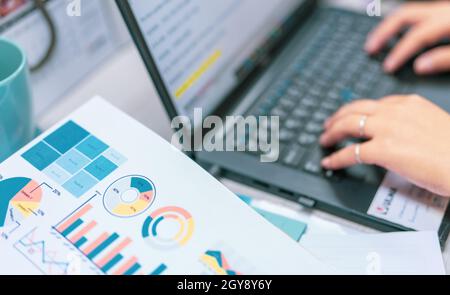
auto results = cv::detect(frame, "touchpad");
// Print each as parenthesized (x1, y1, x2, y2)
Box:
(413, 76, 450, 113)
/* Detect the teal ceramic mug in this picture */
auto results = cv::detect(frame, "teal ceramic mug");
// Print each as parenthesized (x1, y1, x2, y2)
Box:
(0, 37, 34, 162)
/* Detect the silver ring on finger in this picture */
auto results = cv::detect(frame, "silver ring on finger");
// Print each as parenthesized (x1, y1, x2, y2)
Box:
(355, 144, 363, 165)
(359, 115, 368, 138)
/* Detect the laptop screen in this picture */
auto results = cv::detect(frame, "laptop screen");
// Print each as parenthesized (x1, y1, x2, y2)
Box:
(128, 0, 305, 120)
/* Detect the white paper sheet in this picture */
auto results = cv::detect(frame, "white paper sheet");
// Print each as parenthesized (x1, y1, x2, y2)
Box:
(300, 231, 445, 275)
(367, 172, 449, 231)
(0, 97, 332, 275)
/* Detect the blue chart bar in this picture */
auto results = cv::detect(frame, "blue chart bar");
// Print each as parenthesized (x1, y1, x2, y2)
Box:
(74, 237, 88, 248)
(150, 264, 167, 275)
(102, 254, 124, 273)
(61, 219, 83, 237)
(87, 233, 119, 260)
(124, 263, 141, 275)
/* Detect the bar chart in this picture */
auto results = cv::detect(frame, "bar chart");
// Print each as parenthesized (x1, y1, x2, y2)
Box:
(54, 200, 167, 275)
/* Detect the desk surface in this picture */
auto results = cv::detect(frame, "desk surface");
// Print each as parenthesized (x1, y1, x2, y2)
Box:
(37, 0, 450, 274)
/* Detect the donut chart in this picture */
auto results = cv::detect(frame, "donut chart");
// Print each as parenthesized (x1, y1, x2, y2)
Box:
(103, 175, 155, 217)
(0, 177, 43, 227)
(142, 206, 194, 249)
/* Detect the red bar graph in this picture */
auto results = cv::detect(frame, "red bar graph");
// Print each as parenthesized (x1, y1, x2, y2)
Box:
(97, 237, 132, 268)
(57, 204, 92, 232)
(69, 221, 97, 244)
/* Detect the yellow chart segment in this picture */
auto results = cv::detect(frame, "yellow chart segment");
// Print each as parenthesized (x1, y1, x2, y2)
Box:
(175, 50, 222, 99)
(11, 201, 40, 217)
(112, 195, 153, 216)
(10, 180, 42, 218)
(200, 255, 228, 275)
(178, 218, 194, 246)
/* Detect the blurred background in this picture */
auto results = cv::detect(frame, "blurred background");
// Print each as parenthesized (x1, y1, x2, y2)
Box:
(0, 0, 401, 139)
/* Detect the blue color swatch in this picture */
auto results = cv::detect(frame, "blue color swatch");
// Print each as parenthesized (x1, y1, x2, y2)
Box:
(85, 156, 118, 181)
(22, 141, 60, 171)
(56, 149, 90, 175)
(237, 194, 307, 241)
(62, 171, 98, 198)
(44, 121, 89, 154)
(22, 121, 127, 198)
(76, 136, 109, 159)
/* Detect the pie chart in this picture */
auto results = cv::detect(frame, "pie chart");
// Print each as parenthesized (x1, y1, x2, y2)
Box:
(103, 175, 156, 217)
(142, 206, 194, 249)
(0, 177, 43, 227)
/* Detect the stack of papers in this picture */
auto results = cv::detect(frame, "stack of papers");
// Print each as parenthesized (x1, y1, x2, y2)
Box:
(0, 96, 445, 275)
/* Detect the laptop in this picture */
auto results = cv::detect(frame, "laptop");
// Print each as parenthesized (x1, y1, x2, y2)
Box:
(117, 0, 450, 243)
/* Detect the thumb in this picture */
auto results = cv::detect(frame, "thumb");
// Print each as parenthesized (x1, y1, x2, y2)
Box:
(414, 45, 450, 75)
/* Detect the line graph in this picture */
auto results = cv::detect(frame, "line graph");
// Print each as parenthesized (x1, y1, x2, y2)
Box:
(14, 228, 70, 275)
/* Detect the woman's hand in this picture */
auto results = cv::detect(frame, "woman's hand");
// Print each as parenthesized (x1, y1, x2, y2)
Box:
(365, 1, 450, 75)
(320, 95, 450, 196)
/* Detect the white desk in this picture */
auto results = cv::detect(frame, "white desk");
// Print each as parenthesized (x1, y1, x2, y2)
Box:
(36, 0, 450, 274)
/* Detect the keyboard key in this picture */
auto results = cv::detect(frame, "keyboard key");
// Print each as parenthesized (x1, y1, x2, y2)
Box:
(282, 145, 306, 167)
(303, 147, 326, 174)
(292, 108, 309, 119)
(271, 107, 288, 117)
(313, 111, 329, 123)
(284, 119, 302, 130)
(279, 130, 295, 142)
(324, 170, 335, 178)
(298, 133, 317, 146)
(321, 100, 339, 111)
(287, 86, 301, 97)
(301, 97, 319, 108)
(304, 161, 322, 174)
(309, 87, 322, 97)
(306, 122, 323, 134)
(279, 98, 297, 109)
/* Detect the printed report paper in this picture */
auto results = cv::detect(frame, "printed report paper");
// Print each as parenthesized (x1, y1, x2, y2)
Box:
(367, 172, 449, 231)
(0, 97, 332, 275)
(301, 231, 445, 275)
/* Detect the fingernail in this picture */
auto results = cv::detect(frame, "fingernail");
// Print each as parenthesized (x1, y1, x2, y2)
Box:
(321, 158, 330, 168)
(415, 57, 433, 74)
(364, 38, 377, 53)
(384, 58, 396, 73)
(319, 135, 326, 145)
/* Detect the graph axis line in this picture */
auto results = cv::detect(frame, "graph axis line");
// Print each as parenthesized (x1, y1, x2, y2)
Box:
(13, 227, 69, 275)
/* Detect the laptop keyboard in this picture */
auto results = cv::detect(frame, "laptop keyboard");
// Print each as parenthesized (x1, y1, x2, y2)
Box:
(245, 9, 403, 177)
